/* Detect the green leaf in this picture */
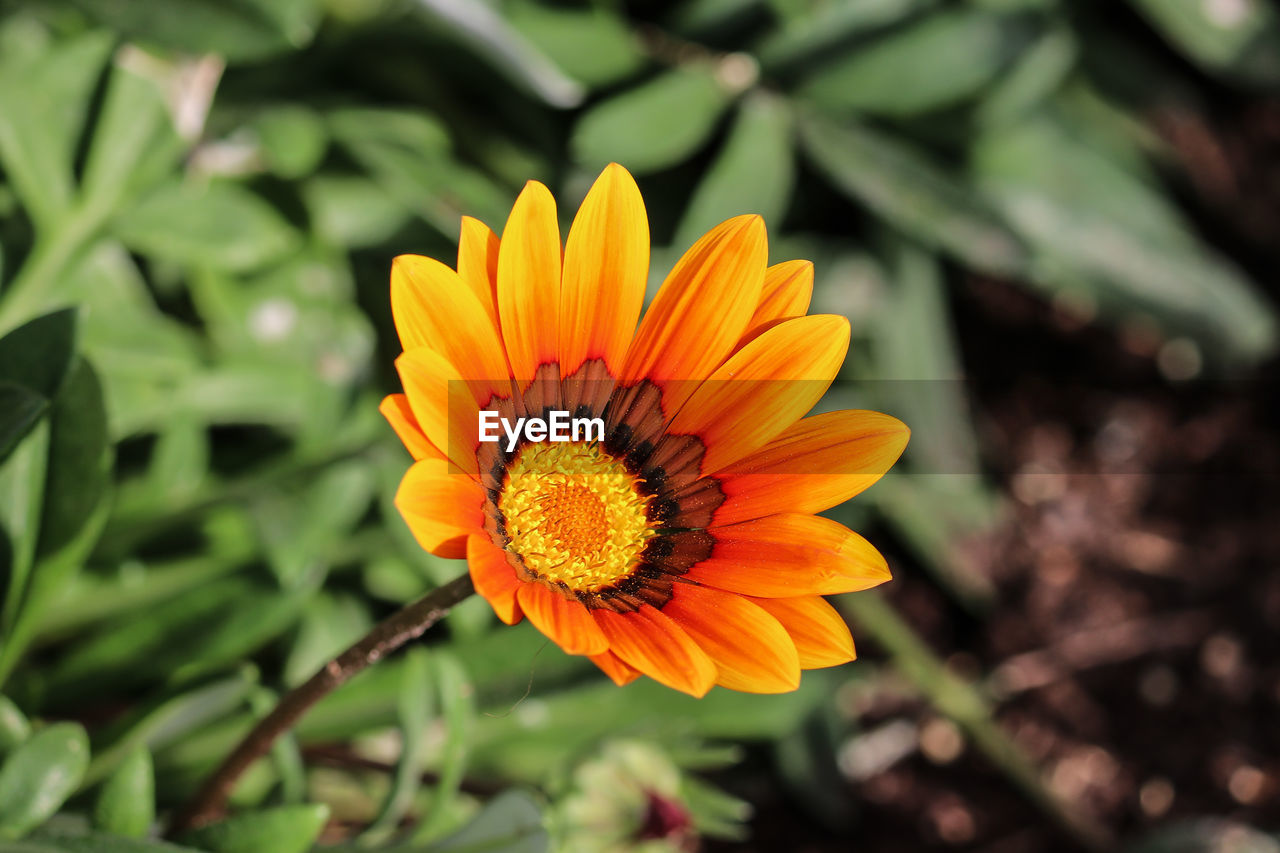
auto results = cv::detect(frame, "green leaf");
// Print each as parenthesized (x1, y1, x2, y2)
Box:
(0, 31, 113, 229)
(506, 0, 646, 88)
(327, 109, 451, 158)
(971, 115, 1278, 363)
(328, 108, 511, 235)
(798, 9, 1035, 116)
(680, 775, 752, 840)
(416, 0, 584, 108)
(70, 0, 319, 63)
(176, 804, 329, 853)
(0, 309, 78, 400)
(0, 357, 112, 685)
(30, 550, 247, 648)
(407, 653, 474, 843)
(83, 672, 257, 789)
(3, 358, 109, 615)
(864, 238, 998, 606)
(169, 585, 315, 683)
(113, 181, 299, 274)
(466, 672, 831, 784)
(976, 25, 1077, 126)
(423, 790, 546, 853)
(1128, 0, 1280, 86)
(143, 417, 209, 507)
(57, 243, 200, 440)
(0, 386, 46, 467)
(755, 0, 938, 71)
(0, 421, 50, 661)
(0, 696, 29, 759)
(79, 51, 183, 217)
(872, 241, 982, 483)
(668, 0, 768, 37)
(19, 833, 206, 853)
(92, 747, 154, 839)
(252, 106, 328, 180)
(35, 359, 112, 559)
(361, 647, 432, 844)
(799, 112, 1027, 276)
(301, 176, 410, 249)
(674, 92, 794, 249)
(0, 723, 89, 840)
(45, 580, 252, 703)
(571, 67, 734, 174)
(254, 461, 376, 586)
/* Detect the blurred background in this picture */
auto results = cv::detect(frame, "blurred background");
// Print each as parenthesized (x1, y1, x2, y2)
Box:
(0, 0, 1278, 851)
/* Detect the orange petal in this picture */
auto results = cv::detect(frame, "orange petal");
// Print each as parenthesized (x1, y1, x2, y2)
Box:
(749, 596, 855, 668)
(517, 583, 609, 655)
(620, 215, 766, 414)
(456, 216, 500, 327)
(683, 514, 891, 597)
(657, 314, 849, 474)
(497, 181, 561, 387)
(394, 459, 485, 559)
(664, 583, 799, 693)
(737, 260, 813, 349)
(395, 348, 480, 477)
(589, 650, 641, 686)
(711, 410, 910, 525)
(594, 605, 717, 697)
(466, 534, 523, 625)
(391, 255, 510, 406)
(379, 393, 444, 462)
(560, 163, 648, 378)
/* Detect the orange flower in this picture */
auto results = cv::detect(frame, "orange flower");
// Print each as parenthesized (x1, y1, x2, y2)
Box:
(381, 163, 908, 697)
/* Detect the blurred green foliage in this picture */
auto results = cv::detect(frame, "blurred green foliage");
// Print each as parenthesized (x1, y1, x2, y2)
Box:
(0, 0, 1277, 850)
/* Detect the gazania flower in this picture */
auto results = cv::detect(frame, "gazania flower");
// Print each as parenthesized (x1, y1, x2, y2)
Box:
(380, 163, 908, 697)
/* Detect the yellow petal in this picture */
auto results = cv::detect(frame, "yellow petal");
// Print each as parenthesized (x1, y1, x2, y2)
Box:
(620, 215, 766, 415)
(560, 163, 649, 379)
(657, 314, 849, 474)
(456, 216, 501, 327)
(394, 459, 485, 559)
(497, 180, 561, 388)
(712, 410, 909, 525)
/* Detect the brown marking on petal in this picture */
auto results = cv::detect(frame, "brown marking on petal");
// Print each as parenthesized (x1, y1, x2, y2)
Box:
(643, 530, 715, 574)
(604, 381, 666, 459)
(561, 357, 616, 418)
(660, 477, 726, 529)
(643, 434, 706, 494)
(513, 361, 562, 417)
(477, 394, 518, 492)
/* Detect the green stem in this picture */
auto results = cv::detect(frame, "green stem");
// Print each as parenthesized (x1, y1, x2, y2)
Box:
(166, 574, 475, 836)
(840, 591, 1113, 852)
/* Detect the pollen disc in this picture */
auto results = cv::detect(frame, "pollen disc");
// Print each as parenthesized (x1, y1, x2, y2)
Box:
(498, 441, 655, 592)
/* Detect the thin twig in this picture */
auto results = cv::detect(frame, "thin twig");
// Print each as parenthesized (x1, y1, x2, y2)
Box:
(167, 574, 475, 836)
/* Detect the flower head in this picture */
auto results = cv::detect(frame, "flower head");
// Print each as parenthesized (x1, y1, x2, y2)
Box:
(381, 163, 908, 696)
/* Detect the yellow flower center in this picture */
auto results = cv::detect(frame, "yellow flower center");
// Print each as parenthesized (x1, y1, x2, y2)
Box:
(499, 441, 655, 592)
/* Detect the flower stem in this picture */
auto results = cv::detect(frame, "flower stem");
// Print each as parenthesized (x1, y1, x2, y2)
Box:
(166, 573, 476, 836)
